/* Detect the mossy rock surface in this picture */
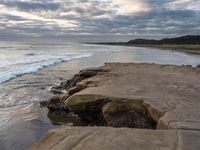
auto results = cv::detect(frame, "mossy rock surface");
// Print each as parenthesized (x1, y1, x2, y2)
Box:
(64, 94, 110, 113)
(102, 99, 147, 115)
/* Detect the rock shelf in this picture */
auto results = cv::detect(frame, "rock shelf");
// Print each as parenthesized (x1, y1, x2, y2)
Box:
(31, 63, 200, 150)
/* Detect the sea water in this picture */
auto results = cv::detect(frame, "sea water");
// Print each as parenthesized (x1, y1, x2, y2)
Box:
(1, 42, 200, 85)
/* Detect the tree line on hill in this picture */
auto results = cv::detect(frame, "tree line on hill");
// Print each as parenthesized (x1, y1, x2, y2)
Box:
(92, 35, 200, 45)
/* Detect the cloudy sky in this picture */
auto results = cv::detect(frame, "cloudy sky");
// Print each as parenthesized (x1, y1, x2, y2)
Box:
(0, 0, 200, 42)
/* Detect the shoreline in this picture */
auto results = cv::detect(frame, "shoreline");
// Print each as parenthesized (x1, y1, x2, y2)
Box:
(90, 43, 200, 54)
(130, 44, 200, 54)
(0, 56, 105, 150)
(30, 62, 200, 150)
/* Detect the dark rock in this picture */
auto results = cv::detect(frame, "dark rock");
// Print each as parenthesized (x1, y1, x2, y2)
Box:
(62, 94, 70, 102)
(182, 65, 192, 68)
(49, 86, 65, 94)
(102, 100, 156, 129)
(63, 68, 107, 90)
(39, 101, 49, 107)
(68, 85, 86, 95)
(65, 95, 156, 128)
(79, 70, 98, 78)
(63, 74, 81, 90)
(103, 110, 156, 128)
(196, 64, 200, 68)
(47, 111, 86, 126)
(47, 95, 67, 111)
(65, 95, 110, 125)
(186, 65, 192, 68)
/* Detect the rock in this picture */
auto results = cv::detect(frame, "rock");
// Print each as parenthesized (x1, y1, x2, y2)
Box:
(68, 84, 86, 95)
(47, 111, 86, 126)
(61, 94, 70, 102)
(30, 63, 200, 149)
(39, 101, 49, 107)
(102, 100, 156, 128)
(186, 65, 192, 68)
(47, 95, 68, 111)
(65, 95, 156, 128)
(63, 74, 80, 90)
(63, 68, 106, 90)
(49, 86, 65, 94)
(28, 127, 188, 150)
(65, 94, 110, 123)
(196, 64, 200, 68)
(79, 70, 98, 78)
(72, 63, 200, 130)
(44, 94, 71, 125)
(65, 94, 109, 113)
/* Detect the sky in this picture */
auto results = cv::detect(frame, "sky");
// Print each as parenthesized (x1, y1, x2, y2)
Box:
(0, 0, 200, 42)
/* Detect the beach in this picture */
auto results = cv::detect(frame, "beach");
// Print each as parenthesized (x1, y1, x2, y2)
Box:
(1, 43, 200, 149)
(1, 0, 200, 149)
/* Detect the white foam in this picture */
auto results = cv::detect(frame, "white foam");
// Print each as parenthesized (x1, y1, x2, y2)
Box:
(0, 53, 93, 84)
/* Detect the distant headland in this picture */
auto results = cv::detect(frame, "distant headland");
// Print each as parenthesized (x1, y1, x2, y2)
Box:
(89, 35, 200, 54)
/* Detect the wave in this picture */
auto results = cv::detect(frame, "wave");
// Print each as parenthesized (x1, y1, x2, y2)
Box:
(0, 53, 71, 68)
(0, 53, 93, 84)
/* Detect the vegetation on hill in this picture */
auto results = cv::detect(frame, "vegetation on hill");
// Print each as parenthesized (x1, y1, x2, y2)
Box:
(90, 35, 200, 53)
(127, 35, 200, 45)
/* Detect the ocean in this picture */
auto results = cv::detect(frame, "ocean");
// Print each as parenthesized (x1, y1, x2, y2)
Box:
(1, 42, 200, 85)
(1, 42, 200, 150)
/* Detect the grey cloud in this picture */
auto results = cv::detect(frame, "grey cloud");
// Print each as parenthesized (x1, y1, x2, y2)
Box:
(0, 0, 200, 42)
(0, 14, 24, 21)
(0, 0, 61, 11)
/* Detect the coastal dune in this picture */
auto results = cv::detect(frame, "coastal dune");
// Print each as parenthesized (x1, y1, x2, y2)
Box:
(29, 63, 200, 150)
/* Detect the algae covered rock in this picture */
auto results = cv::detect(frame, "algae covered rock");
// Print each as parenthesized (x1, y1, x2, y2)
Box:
(64, 94, 110, 124)
(65, 94, 109, 113)
(65, 94, 156, 128)
(102, 100, 156, 128)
